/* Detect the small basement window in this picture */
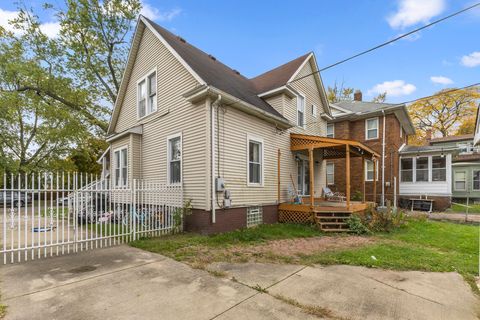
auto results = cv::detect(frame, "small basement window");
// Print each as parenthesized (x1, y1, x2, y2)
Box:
(247, 207, 263, 228)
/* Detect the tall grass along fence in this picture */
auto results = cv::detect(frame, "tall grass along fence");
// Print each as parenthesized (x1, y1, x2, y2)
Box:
(1, 172, 183, 264)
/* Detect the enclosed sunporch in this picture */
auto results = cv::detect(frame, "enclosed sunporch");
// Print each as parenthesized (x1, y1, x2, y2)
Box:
(278, 133, 380, 231)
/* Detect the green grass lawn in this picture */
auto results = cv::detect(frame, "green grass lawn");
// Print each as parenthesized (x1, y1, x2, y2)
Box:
(131, 220, 479, 293)
(450, 203, 480, 214)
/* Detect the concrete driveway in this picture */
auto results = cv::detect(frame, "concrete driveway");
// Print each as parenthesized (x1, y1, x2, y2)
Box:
(1, 246, 479, 320)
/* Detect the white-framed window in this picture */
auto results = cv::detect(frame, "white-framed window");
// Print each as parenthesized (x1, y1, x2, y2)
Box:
(326, 123, 335, 138)
(365, 117, 379, 140)
(114, 147, 128, 187)
(454, 171, 466, 191)
(473, 170, 480, 191)
(297, 94, 305, 128)
(431, 156, 446, 181)
(458, 142, 474, 155)
(400, 158, 413, 182)
(167, 133, 182, 184)
(247, 136, 264, 186)
(246, 207, 263, 227)
(326, 162, 334, 185)
(416, 156, 429, 182)
(137, 68, 157, 119)
(365, 159, 378, 181)
(312, 104, 317, 118)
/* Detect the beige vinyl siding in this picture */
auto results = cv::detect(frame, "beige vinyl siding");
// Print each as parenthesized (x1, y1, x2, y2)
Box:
(286, 59, 326, 136)
(216, 105, 325, 208)
(111, 26, 207, 209)
(265, 94, 284, 116)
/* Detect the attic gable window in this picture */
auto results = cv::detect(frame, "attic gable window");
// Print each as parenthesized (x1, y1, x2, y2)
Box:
(137, 68, 157, 119)
(297, 94, 305, 128)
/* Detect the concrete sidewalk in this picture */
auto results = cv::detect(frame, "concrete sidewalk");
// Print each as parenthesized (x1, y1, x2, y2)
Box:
(1, 246, 479, 319)
(0, 246, 320, 320)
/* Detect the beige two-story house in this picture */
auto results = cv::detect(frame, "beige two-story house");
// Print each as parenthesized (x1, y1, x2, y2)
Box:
(101, 16, 334, 233)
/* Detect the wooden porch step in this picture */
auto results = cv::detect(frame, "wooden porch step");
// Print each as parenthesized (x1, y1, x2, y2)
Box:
(321, 228, 350, 232)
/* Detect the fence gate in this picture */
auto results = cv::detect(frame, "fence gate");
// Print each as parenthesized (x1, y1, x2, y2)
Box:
(1, 173, 183, 264)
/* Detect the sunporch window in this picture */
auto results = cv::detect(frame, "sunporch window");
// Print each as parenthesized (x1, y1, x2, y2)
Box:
(416, 157, 429, 182)
(432, 156, 446, 181)
(400, 158, 413, 182)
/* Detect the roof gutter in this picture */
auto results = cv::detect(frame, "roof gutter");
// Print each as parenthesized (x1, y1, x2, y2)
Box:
(183, 85, 293, 129)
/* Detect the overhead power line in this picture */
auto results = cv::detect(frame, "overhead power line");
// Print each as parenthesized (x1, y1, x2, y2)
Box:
(288, 2, 480, 85)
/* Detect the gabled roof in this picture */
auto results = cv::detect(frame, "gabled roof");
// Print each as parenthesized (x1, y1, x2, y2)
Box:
(250, 53, 311, 94)
(144, 16, 285, 120)
(108, 16, 330, 133)
(429, 134, 474, 144)
(329, 100, 416, 135)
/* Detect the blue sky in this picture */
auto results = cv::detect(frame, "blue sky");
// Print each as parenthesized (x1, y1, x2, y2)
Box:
(1, 0, 479, 103)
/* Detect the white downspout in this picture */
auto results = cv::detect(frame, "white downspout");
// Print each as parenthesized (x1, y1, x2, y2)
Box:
(211, 94, 222, 223)
(381, 110, 386, 207)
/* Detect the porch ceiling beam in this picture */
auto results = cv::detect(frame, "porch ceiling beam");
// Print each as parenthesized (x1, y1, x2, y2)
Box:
(291, 142, 343, 151)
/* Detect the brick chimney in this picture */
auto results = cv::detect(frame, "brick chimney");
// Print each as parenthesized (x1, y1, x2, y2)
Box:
(425, 129, 432, 145)
(353, 90, 362, 101)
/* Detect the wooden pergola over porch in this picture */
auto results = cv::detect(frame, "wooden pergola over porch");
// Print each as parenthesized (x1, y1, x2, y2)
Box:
(279, 133, 381, 231)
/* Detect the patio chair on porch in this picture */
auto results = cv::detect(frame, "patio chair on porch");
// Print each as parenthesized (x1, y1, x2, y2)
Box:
(322, 187, 346, 202)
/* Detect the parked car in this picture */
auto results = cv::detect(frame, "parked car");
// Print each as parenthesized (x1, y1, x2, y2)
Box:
(0, 192, 32, 207)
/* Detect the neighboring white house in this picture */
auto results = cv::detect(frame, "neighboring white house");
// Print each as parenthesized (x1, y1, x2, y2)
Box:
(398, 145, 458, 211)
(100, 15, 332, 233)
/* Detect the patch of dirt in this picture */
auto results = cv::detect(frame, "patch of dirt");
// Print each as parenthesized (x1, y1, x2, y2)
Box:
(230, 236, 377, 257)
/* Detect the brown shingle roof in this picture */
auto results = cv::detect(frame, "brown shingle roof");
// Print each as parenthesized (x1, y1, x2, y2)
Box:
(250, 53, 311, 94)
(429, 134, 474, 144)
(454, 153, 480, 162)
(144, 17, 286, 120)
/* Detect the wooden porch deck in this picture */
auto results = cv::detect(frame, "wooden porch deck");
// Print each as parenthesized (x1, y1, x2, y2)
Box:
(278, 200, 373, 232)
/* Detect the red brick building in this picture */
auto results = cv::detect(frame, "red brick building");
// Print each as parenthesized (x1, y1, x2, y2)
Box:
(325, 91, 415, 206)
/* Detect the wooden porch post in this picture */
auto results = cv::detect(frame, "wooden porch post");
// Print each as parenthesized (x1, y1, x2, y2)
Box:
(373, 158, 377, 203)
(346, 145, 351, 209)
(361, 155, 366, 203)
(309, 148, 314, 210)
(277, 149, 281, 204)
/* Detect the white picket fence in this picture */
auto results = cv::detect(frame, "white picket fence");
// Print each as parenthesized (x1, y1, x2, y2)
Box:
(1, 172, 183, 264)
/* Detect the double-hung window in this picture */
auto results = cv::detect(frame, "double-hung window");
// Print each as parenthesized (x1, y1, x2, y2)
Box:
(247, 137, 263, 186)
(431, 156, 446, 181)
(297, 95, 305, 128)
(167, 134, 182, 184)
(138, 69, 157, 118)
(365, 160, 377, 181)
(400, 158, 413, 182)
(473, 170, 480, 191)
(416, 157, 429, 182)
(454, 171, 466, 191)
(326, 163, 334, 185)
(114, 147, 128, 187)
(365, 117, 379, 140)
(326, 124, 334, 138)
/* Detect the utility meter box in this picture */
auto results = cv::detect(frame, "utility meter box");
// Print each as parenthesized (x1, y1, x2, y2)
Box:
(215, 177, 225, 192)
(223, 198, 232, 208)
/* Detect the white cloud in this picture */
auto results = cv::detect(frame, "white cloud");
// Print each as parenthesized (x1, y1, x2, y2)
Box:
(39, 21, 61, 38)
(387, 0, 446, 29)
(461, 51, 480, 67)
(0, 8, 60, 38)
(430, 76, 453, 85)
(0, 8, 21, 34)
(368, 80, 416, 97)
(140, 1, 181, 22)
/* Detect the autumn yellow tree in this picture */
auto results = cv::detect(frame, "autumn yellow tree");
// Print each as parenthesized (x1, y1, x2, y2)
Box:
(408, 87, 480, 145)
